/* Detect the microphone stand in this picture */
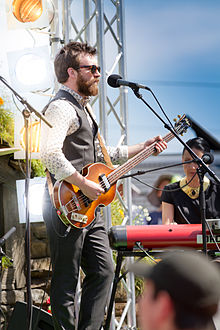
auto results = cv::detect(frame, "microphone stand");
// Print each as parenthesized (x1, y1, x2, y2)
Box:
(0, 76, 52, 330)
(197, 167, 208, 254)
(129, 85, 220, 254)
(121, 160, 194, 179)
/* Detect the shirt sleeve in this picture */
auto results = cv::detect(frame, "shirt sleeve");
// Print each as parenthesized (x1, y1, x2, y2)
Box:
(95, 136, 128, 164)
(161, 183, 176, 205)
(40, 99, 80, 181)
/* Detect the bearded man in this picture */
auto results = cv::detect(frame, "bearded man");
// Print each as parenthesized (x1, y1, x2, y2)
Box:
(40, 41, 167, 330)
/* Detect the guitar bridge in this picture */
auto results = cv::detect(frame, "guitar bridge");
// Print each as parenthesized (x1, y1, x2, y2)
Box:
(99, 174, 110, 192)
(71, 212, 88, 224)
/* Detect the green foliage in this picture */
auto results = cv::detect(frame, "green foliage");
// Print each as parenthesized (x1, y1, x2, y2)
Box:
(111, 198, 124, 226)
(110, 197, 159, 299)
(31, 159, 46, 177)
(0, 97, 14, 146)
(110, 198, 146, 297)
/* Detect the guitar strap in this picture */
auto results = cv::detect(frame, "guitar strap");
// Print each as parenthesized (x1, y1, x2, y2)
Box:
(45, 103, 113, 204)
(85, 103, 114, 169)
(45, 169, 54, 203)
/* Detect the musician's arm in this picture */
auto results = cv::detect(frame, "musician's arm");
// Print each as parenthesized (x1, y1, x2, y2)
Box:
(162, 202, 175, 225)
(64, 171, 104, 200)
(127, 135, 167, 159)
(40, 100, 80, 181)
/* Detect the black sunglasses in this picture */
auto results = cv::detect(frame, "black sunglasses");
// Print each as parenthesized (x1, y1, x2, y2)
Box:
(76, 65, 101, 74)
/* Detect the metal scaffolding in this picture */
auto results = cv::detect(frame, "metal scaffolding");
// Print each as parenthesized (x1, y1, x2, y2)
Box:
(50, 0, 136, 328)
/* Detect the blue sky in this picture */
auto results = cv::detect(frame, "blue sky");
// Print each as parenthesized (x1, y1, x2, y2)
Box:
(119, 0, 220, 153)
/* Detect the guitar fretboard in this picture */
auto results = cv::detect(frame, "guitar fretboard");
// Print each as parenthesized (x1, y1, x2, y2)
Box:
(107, 129, 178, 185)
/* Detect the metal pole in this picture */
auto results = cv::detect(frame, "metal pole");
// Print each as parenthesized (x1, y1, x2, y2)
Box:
(117, 0, 137, 327)
(50, 0, 61, 92)
(63, 0, 71, 43)
(84, 0, 92, 44)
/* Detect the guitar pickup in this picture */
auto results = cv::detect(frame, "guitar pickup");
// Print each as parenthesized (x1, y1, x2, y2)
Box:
(72, 193, 81, 211)
(71, 212, 88, 224)
(99, 174, 110, 192)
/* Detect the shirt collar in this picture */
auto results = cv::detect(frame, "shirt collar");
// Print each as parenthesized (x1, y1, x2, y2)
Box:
(60, 85, 91, 107)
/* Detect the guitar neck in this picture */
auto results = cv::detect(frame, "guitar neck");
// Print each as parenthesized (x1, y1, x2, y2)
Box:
(108, 131, 174, 185)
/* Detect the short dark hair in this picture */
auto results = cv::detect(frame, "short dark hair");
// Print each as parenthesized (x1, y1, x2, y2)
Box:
(54, 42, 97, 83)
(133, 250, 220, 330)
(153, 287, 213, 330)
(182, 137, 210, 156)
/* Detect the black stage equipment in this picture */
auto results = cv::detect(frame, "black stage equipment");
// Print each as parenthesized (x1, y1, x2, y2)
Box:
(107, 74, 151, 90)
(7, 301, 54, 330)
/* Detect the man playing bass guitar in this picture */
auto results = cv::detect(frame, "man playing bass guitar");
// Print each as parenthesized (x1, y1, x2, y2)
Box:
(40, 41, 167, 330)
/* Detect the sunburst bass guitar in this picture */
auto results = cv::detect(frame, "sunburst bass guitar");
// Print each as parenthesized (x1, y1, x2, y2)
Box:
(53, 115, 190, 229)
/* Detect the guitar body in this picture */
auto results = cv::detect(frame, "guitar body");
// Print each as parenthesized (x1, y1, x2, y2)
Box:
(53, 163, 116, 228)
(52, 115, 190, 229)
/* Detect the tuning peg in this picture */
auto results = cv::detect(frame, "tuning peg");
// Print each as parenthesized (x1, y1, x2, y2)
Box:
(178, 115, 181, 118)
(173, 118, 177, 122)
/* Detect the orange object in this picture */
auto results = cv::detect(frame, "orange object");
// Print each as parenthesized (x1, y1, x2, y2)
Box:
(12, 0, 43, 23)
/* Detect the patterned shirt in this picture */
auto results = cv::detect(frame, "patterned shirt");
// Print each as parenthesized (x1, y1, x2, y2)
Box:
(40, 85, 128, 181)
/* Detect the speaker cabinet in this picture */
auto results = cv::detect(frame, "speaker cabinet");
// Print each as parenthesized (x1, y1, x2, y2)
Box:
(7, 301, 54, 330)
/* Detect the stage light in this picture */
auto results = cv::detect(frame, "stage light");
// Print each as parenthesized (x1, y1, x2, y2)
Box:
(7, 46, 53, 92)
(12, 0, 43, 23)
(15, 53, 47, 86)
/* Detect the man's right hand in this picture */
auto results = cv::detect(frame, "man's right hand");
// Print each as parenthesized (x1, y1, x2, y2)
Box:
(79, 178, 105, 200)
(65, 171, 104, 200)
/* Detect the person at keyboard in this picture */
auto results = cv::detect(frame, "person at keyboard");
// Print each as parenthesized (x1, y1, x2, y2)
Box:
(161, 137, 220, 224)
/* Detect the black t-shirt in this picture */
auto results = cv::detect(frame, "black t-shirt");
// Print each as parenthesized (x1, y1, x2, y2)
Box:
(161, 180, 220, 224)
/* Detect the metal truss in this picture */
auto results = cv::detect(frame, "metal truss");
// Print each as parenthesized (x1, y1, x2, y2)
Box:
(50, 1, 136, 329)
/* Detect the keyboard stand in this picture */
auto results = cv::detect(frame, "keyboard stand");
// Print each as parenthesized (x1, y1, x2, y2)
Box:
(104, 250, 148, 330)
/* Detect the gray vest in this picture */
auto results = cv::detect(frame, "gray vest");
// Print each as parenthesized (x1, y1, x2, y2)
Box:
(43, 89, 98, 174)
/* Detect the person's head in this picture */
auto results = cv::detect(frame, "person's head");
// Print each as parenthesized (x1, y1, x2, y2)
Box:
(147, 174, 172, 207)
(133, 249, 220, 330)
(54, 41, 100, 96)
(182, 137, 211, 181)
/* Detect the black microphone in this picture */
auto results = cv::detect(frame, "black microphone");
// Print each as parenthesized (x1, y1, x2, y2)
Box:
(0, 227, 16, 247)
(202, 153, 214, 165)
(107, 74, 151, 91)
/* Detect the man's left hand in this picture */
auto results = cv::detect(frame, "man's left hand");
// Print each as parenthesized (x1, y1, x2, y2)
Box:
(144, 135, 167, 155)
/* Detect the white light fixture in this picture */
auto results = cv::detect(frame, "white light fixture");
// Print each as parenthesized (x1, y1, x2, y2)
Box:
(15, 53, 47, 86)
(16, 177, 46, 223)
(7, 45, 53, 92)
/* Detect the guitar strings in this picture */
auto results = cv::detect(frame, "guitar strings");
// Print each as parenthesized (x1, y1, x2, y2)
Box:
(65, 134, 172, 213)
(108, 132, 174, 184)
(107, 123, 185, 184)
(62, 122, 185, 214)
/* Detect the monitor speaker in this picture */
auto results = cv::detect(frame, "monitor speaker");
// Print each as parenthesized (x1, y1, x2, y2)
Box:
(7, 301, 54, 330)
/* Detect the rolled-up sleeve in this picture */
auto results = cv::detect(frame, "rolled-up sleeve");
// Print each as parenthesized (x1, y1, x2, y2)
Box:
(40, 100, 79, 181)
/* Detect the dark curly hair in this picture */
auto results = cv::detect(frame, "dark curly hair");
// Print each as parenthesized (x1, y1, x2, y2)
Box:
(54, 42, 97, 83)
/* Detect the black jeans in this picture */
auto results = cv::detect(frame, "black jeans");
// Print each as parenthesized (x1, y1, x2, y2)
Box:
(43, 187, 114, 330)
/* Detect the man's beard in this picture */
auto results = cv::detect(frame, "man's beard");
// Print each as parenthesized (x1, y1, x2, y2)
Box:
(77, 73, 99, 96)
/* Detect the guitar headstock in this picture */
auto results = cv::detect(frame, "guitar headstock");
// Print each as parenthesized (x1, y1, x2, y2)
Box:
(173, 114, 191, 136)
